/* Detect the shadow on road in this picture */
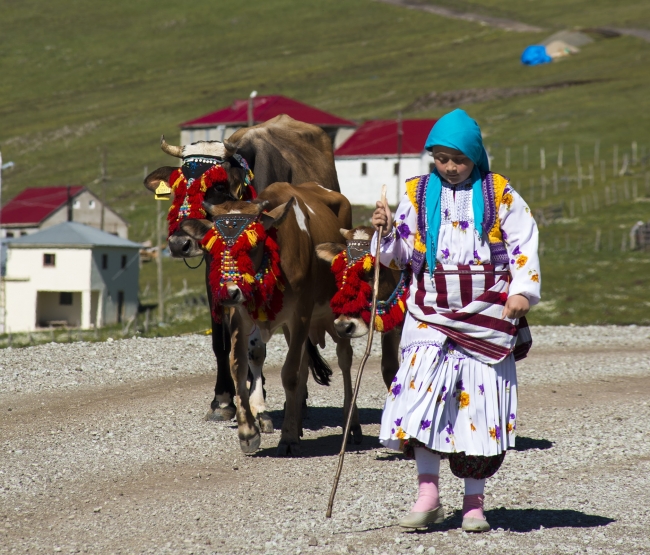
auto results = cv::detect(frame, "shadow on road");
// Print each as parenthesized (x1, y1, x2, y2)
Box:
(513, 436, 554, 451)
(268, 406, 382, 431)
(254, 431, 380, 458)
(409, 508, 614, 534)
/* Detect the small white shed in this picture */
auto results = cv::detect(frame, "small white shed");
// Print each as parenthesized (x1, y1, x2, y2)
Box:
(334, 119, 437, 206)
(3, 222, 141, 333)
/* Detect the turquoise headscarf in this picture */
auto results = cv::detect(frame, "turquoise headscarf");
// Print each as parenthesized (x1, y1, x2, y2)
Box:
(423, 109, 489, 274)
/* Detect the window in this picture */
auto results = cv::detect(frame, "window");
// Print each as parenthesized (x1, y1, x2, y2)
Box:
(429, 162, 436, 173)
(393, 162, 400, 176)
(89, 200, 96, 209)
(43, 253, 56, 267)
(361, 162, 367, 176)
(6, 232, 13, 238)
(121, 255, 127, 269)
(59, 292, 73, 305)
(73, 200, 81, 209)
(20, 231, 28, 236)
(102, 254, 108, 270)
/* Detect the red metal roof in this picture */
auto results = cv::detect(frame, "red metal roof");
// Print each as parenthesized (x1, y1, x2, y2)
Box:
(334, 119, 437, 157)
(0, 186, 85, 226)
(181, 95, 356, 128)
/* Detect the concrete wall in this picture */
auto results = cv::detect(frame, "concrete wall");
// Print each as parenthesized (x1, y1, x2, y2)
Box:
(334, 154, 433, 206)
(4, 246, 139, 332)
(90, 248, 140, 325)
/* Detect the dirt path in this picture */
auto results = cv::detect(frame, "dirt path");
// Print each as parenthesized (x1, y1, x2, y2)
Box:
(374, 0, 544, 33)
(1, 334, 650, 554)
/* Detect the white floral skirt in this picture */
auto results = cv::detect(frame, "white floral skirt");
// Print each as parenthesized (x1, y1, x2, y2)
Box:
(379, 317, 518, 457)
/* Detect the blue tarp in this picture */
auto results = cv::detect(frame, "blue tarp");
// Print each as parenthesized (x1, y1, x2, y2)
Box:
(521, 45, 552, 66)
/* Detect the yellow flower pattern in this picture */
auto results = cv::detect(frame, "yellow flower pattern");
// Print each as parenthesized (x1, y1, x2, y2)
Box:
(409, 379, 416, 390)
(501, 192, 513, 210)
(458, 391, 470, 409)
(470, 423, 477, 432)
(395, 427, 406, 440)
(515, 254, 528, 269)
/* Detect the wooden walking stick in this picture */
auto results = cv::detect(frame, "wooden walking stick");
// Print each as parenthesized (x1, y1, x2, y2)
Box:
(326, 185, 388, 518)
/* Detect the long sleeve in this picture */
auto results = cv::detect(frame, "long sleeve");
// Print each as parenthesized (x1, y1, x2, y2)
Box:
(499, 184, 541, 305)
(371, 193, 417, 270)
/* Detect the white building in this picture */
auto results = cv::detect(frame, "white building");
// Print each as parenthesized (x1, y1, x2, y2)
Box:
(334, 119, 437, 206)
(3, 222, 141, 333)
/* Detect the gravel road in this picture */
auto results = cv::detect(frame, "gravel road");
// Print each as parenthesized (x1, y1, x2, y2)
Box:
(1, 326, 649, 554)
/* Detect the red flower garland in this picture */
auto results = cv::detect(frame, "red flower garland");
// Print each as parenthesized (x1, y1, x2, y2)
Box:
(330, 251, 408, 333)
(166, 164, 257, 237)
(200, 221, 284, 322)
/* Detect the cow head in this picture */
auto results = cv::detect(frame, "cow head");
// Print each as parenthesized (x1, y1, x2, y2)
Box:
(143, 137, 254, 258)
(316, 226, 404, 338)
(180, 198, 294, 311)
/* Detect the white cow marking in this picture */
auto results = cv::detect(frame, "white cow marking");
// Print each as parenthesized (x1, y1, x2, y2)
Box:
(293, 203, 309, 235)
(305, 203, 316, 215)
(182, 141, 228, 158)
(353, 229, 371, 240)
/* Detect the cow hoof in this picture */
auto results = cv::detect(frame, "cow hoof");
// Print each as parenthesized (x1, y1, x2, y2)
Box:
(347, 424, 363, 445)
(257, 412, 274, 433)
(204, 405, 236, 422)
(276, 440, 302, 457)
(239, 433, 261, 455)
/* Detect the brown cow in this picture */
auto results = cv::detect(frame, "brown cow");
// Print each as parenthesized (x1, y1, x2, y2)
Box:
(316, 226, 404, 389)
(181, 182, 360, 456)
(141, 115, 343, 426)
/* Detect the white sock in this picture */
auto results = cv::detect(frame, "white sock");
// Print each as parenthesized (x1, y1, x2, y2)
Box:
(414, 447, 441, 475)
(464, 478, 486, 496)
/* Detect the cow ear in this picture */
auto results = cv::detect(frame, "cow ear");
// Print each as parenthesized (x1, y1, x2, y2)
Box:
(180, 219, 213, 241)
(316, 242, 346, 263)
(339, 228, 354, 241)
(260, 197, 296, 230)
(144, 166, 177, 195)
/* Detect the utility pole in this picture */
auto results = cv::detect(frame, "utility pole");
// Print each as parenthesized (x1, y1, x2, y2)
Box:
(156, 199, 164, 323)
(247, 90, 257, 127)
(99, 147, 107, 231)
(396, 111, 403, 205)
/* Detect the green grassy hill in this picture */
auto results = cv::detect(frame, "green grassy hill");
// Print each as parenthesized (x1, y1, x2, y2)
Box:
(1, 0, 649, 332)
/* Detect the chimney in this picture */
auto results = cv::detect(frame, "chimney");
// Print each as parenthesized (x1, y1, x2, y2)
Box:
(67, 186, 73, 222)
(247, 90, 257, 127)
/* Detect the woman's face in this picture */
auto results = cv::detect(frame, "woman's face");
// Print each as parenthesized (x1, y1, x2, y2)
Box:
(431, 146, 475, 184)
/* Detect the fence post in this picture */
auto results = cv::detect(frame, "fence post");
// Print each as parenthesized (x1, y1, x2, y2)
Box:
(558, 145, 563, 168)
(594, 140, 600, 166)
(523, 145, 528, 171)
(569, 199, 575, 218)
(632, 141, 638, 165)
(552, 170, 558, 195)
(588, 164, 594, 187)
(594, 229, 601, 252)
(540, 147, 546, 170)
(578, 166, 583, 189)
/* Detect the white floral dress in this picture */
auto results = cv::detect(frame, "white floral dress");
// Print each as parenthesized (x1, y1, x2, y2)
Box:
(375, 177, 541, 457)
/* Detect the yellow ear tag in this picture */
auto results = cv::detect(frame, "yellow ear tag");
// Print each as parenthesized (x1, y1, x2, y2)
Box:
(154, 181, 172, 200)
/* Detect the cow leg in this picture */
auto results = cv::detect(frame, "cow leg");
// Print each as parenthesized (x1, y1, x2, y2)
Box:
(381, 328, 401, 390)
(205, 316, 236, 422)
(248, 326, 273, 433)
(230, 311, 261, 454)
(335, 337, 361, 444)
(277, 312, 311, 457)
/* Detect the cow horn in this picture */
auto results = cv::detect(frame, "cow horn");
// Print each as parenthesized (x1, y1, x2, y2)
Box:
(223, 140, 238, 158)
(160, 135, 183, 158)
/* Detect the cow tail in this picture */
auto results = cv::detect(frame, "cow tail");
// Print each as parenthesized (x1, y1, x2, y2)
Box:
(306, 340, 332, 386)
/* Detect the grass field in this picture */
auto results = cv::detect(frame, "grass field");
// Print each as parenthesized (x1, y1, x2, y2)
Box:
(1, 0, 649, 332)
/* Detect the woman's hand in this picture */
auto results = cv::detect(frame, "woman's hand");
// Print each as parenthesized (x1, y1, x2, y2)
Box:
(372, 200, 393, 237)
(501, 294, 530, 320)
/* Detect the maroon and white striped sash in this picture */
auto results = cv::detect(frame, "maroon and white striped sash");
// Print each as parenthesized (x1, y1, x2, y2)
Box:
(408, 264, 530, 363)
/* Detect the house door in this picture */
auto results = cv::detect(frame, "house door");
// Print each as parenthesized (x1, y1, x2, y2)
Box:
(117, 291, 124, 324)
